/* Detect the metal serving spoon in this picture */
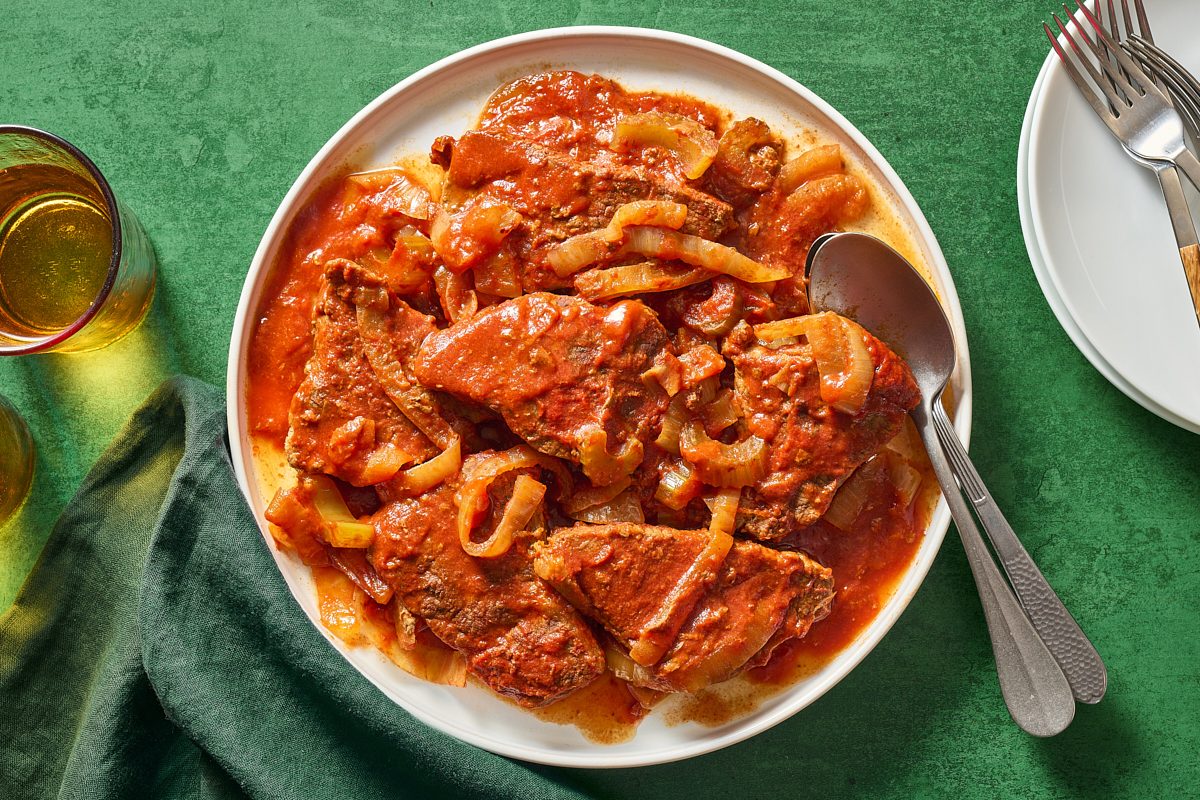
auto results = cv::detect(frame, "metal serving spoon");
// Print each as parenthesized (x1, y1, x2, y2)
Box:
(805, 232, 1087, 736)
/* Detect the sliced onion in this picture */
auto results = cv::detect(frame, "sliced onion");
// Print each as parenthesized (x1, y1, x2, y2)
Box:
(571, 489, 644, 524)
(546, 230, 613, 277)
(574, 260, 712, 300)
(357, 443, 413, 485)
(313, 566, 367, 645)
(547, 201, 691, 278)
(611, 112, 719, 180)
(754, 312, 876, 415)
(433, 265, 478, 324)
(621, 226, 788, 283)
(410, 646, 468, 687)
(654, 458, 702, 511)
(883, 450, 923, 507)
(578, 426, 644, 486)
(348, 167, 434, 220)
(824, 465, 872, 531)
(564, 475, 632, 515)
(605, 643, 658, 687)
(391, 437, 462, 495)
(454, 446, 546, 551)
(309, 475, 375, 548)
(430, 201, 523, 272)
(460, 474, 546, 558)
(803, 312, 875, 415)
(679, 420, 767, 488)
(602, 201, 689, 240)
(703, 488, 742, 537)
(776, 144, 844, 195)
(885, 416, 923, 463)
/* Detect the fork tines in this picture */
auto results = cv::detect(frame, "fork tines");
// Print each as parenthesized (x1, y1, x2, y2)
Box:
(1044, 1, 1171, 123)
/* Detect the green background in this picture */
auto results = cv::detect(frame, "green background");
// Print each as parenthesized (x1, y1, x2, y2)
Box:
(1, 0, 1197, 796)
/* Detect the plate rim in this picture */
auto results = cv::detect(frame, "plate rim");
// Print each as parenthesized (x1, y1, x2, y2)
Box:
(1021, 11, 1200, 433)
(224, 25, 975, 768)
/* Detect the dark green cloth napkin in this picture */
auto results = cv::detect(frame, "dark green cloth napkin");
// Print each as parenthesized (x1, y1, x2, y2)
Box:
(0, 377, 590, 800)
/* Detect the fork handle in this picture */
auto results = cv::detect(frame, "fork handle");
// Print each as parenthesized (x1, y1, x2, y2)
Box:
(1182, 244, 1200, 328)
(932, 405, 1108, 705)
(1149, 165, 1200, 327)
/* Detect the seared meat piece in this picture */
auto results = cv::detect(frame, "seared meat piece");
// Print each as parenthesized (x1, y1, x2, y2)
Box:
(370, 473, 605, 707)
(413, 293, 673, 484)
(704, 118, 782, 209)
(286, 261, 438, 485)
(724, 322, 920, 539)
(440, 131, 734, 288)
(534, 523, 833, 693)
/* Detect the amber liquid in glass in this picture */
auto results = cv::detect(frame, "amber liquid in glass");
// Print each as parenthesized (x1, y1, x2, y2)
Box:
(0, 163, 113, 337)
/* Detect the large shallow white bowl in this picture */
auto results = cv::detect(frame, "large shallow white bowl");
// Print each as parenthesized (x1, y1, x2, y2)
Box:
(226, 27, 973, 768)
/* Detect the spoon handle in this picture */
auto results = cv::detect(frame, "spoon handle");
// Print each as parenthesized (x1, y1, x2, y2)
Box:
(912, 405, 1075, 736)
(931, 405, 1108, 705)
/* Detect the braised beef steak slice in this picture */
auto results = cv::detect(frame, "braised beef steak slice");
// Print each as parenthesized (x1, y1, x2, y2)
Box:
(724, 322, 920, 539)
(534, 523, 834, 693)
(413, 292, 673, 479)
(285, 261, 438, 485)
(369, 474, 605, 707)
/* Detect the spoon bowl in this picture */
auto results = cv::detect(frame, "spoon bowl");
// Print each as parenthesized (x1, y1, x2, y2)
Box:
(805, 232, 956, 400)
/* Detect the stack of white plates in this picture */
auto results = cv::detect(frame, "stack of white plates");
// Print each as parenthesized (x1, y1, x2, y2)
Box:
(1018, 0, 1200, 434)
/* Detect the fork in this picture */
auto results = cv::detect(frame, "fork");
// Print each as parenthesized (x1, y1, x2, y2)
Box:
(1045, 2, 1200, 187)
(1122, 32, 1200, 323)
(1045, 2, 1200, 325)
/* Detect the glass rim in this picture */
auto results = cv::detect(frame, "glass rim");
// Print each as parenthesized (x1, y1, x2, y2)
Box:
(0, 125, 123, 355)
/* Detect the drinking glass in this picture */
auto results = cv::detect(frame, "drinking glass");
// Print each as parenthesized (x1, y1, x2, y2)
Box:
(0, 126, 156, 354)
(0, 394, 34, 524)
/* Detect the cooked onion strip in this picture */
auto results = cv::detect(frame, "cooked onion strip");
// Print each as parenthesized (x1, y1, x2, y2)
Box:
(801, 313, 875, 415)
(434, 266, 478, 323)
(571, 489, 645, 524)
(575, 261, 713, 301)
(754, 312, 876, 415)
(547, 201, 689, 277)
(391, 437, 462, 495)
(611, 112, 719, 180)
(679, 420, 767, 488)
(776, 144, 844, 195)
(564, 475, 632, 515)
(824, 466, 871, 531)
(454, 446, 547, 556)
(310, 476, 375, 548)
(622, 227, 788, 283)
(348, 167, 434, 219)
(703, 488, 742, 537)
(460, 474, 546, 558)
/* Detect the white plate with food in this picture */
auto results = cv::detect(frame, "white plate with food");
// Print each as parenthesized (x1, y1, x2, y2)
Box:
(1020, 0, 1200, 433)
(226, 27, 972, 768)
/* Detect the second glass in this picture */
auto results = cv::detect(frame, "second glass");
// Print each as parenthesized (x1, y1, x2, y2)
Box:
(0, 126, 156, 354)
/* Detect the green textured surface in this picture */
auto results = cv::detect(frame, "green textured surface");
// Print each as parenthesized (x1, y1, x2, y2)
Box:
(0, 0, 1197, 796)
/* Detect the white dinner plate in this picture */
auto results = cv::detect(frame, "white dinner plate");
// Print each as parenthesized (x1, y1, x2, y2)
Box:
(1020, 0, 1200, 433)
(226, 27, 973, 767)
